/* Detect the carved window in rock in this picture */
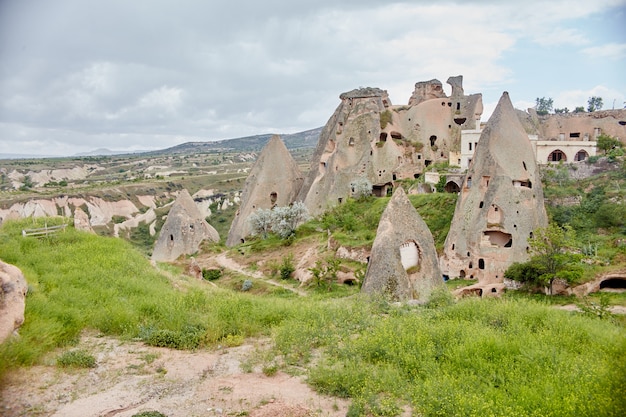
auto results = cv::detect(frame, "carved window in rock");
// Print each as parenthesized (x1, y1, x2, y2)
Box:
(478, 258, 485, 269)
(483, 231, 512, 247)
(400, 240, 420, 271)
(548, 149, 566, 162)
(465, 176, 472, 188)
(487, 204, 503, 225)
(575, 150, 589, 161)
(348, 137, 355, 146)
(513, 179, 532, 189)
(481, 176, 490, 187)
(270, 192, 277, 206)
(380, 132, 388, 142)
(429, 135, 437, 146)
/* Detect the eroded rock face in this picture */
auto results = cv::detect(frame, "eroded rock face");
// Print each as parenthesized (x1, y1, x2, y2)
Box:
(362, 187, 443, 301)
(298, 77, 483, 217)
(226, 135, 303, 246)
(441, 92, 548, 283)
(152, 190, 219, 262)
(73, 207, 94, 233)
(0, 259, 28, 343)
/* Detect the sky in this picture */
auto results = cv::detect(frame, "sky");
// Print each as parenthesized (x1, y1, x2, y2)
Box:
(1, 0, 625, 157)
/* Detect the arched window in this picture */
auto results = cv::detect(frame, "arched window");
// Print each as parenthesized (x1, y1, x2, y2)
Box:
(548, 149, 566, 162)
(575, 150, 589, 161)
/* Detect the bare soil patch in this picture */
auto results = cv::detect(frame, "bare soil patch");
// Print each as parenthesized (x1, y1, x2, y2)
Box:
(0, 334, 349, 417)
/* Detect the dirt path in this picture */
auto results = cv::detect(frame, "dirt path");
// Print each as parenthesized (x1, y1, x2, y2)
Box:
(215, 253, 307, 296)
(0, 335, 349, 417)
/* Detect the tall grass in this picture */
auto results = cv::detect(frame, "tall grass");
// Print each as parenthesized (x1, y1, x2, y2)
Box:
(0, 219, 293, 376)
(1, 218, 625, 416)
(273, 297, 626, 417)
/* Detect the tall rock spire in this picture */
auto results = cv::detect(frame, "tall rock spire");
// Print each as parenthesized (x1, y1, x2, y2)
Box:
(441, 92, 548, 282)
(362, 187, 443, 301)
(226, 135, 303, 246)
(151, 189, 219, 262)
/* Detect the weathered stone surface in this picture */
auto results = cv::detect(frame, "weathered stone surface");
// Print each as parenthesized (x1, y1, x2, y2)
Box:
(0, 259, 28, 343)
(362, 187, 443, 301)
(408, 79, 446, 106)
(441, 92, 548, 283)
(226, 135, 303, 246)
(188, 257, 203, 280)
(298, 77, 483, 216)
(152, 189, 219, 262)
(73, 207, 94, 233)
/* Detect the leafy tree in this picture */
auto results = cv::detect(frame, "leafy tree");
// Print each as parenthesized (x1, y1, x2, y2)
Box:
(535, 97, 553, 115)
(248, 202, 310, 240)
(587, 96, 603, 112)
(596, 134, 622, 154)
(505, 223, 582, 294)
(272, 201, 310, 239)
(308, 257, 340, 291)
(573, 106, 585, 113)
(350, 177, 372, 200)
(248, 208, 274, 239)
(554, 107, 569, 114)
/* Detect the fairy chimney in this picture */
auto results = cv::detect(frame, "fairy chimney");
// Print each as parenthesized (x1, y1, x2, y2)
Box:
(441, 92, 548, 282)
(152, 189, 219, 262)
(226, 135, 303, 246)
(362, 187, 443, 301)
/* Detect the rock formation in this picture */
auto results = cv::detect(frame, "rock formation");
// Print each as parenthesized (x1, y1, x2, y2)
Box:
(73, 207, 94, 233)
(0, 259, 28, 343)
(226, 135, 303, 246)
(297, 76, 483, 216)
(441, 92, 548, 282)
(152, 189, 219, 262)
(362, 187, 443, 301)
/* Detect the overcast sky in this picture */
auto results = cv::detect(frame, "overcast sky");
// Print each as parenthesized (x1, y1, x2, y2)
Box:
(1, 0, 625, 157)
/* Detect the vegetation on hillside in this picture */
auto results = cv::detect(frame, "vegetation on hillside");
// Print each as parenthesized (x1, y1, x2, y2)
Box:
(1, 215, 625, 416)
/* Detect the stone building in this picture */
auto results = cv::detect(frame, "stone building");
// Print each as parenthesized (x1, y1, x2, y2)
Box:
(362, 187, 443, 301)
(226, 135, 303, 246)
(151, 189, 219, 262)
(440, 92, 548, 282)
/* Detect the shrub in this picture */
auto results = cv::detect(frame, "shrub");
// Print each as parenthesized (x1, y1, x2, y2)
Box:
(279, 254, 295, 280)
(57, 349, 96, 368)
(380, 110, 392, 129)
(132, 412, 167, 417)
(241, 279, 253, 291)
(202, 268, 222, 281)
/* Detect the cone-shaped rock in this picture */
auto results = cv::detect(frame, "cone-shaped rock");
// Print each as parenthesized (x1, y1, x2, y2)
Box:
(152, 189, 219, 262)
(362, 187, 443, 301)
(226, 135, 303, 246)
(441, 92, 548, 282)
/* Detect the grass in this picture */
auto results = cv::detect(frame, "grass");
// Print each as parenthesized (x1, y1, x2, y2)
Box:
(1, 218, 625, 416)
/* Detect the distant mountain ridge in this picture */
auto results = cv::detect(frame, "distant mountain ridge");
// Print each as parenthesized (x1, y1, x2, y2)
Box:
(147, 127, 322, 156)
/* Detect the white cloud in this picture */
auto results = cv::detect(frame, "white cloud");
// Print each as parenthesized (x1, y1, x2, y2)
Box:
(582, 43, 626, 60)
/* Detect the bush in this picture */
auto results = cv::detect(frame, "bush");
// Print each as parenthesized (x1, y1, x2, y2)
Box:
(132, 412, 167, 417)
(241, 279, 253, 291)
(57, 349, 96, 368)
(202, 268, 222, 281)
(279, 254, 295, 280)
(380, 110, 392, 129)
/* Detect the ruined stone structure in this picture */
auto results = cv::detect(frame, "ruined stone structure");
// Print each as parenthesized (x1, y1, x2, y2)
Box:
(0, 259, 27, 343)
(226, 135, 303, 246)
(298, 76, 483, 216)
(362, 187, 443, 301)
(152, 189, 219, 262)
(441, 92, 548, 282)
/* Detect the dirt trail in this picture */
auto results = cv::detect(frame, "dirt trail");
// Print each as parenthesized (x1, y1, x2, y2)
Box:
(0, 335, 349, 417)
(215, 253, 308, 296)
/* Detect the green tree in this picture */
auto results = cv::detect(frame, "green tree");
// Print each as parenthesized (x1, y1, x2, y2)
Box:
(535, 97, 553, 115)
(596, 134, 622, 154)
(505, 223, 582, 294)
(554, 107, 569, 114)
(573, 106, 585, 113)
(587, 96, 603, 112)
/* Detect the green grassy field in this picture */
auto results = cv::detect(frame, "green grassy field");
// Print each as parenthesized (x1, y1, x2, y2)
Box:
(1, 217, 625, 416)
